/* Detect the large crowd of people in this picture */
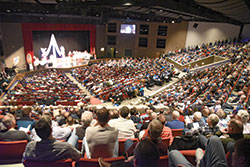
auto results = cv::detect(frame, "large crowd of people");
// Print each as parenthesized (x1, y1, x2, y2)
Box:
(144, 41, 250, 115)
(0, 103, 250, 166)
(143, 59, 250, 114)
(0, 69, 15, 95)
(167, 40, 248, 65)
(4, 70, 89, 106)
(71, 57, 177, 104)
(0, 40, 250, 167)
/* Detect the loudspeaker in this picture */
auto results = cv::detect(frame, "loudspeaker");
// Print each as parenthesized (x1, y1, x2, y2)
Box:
(193, 23, 198, 28)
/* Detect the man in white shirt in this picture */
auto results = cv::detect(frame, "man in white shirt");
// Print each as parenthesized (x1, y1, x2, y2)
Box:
(109, 106, 136, 139)
(85, 108, 118, 158)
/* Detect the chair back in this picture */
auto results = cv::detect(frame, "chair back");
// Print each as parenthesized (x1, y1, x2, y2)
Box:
(118, 138, 138, 156)
(158, 155, 168, 167)
(91, 144, 113, 158)
(171, 129, 183, 137)
(23, 159, 73, 167)
(78, 140, 83, 151)
(77, 156, 125, 167)
(0, 140, 28, 164)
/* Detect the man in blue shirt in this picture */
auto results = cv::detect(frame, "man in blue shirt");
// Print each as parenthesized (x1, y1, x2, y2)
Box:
(165, 111, 184, 129)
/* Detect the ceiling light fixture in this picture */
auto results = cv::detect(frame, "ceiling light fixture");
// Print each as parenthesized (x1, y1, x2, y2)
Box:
(124, 2, 132, 6)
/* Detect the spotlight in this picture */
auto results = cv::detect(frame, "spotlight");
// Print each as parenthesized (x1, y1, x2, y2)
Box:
(193, 23, 199, 28)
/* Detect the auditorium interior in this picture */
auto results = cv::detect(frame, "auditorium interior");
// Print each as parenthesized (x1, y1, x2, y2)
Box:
(0, 0, 250, 167)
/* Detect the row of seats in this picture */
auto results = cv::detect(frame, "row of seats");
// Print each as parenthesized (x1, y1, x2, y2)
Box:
(0, 129, 184, 165)
(0, 128, 233, 167)
(22, 150, 211, 167)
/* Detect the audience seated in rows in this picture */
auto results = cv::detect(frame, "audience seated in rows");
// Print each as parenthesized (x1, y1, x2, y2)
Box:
(0, 100, 250, 167)
(167, 40, 249, 65)
(0, 70, 15, 95)
(71, 57, 176, 104)
(5, 70, 88, 106)
(0, 40, 250, 167)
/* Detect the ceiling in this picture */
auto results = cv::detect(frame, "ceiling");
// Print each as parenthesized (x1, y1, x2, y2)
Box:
(194, 0, 250, 24)
(0, 0, 249, 25)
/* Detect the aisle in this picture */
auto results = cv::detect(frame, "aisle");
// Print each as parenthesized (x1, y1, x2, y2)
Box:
(65, 73, 90, 96)
(65, 70, 187, 107)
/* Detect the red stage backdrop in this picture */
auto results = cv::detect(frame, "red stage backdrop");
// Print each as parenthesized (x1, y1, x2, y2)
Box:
(21, 23, 96, 65)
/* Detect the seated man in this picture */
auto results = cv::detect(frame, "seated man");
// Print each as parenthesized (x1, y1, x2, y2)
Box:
(23, 116, 81, 161)
(75, 111, 93, 140)
(165, 111, 184, 129)
(125, 119, 169, 160)
(0, 114, 31, 141)
(141, 119, 169, 155)
(219, 118, 250, 152)
(197, 113, 220, 137)
(109, 106, 136, 139)
(186, 112, 206, 131)
(85, 108, 118, 158)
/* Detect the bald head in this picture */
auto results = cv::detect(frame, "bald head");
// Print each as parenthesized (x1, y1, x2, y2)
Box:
(193, 112, 202, 121)
(172, 111, 180, 120)
(151, 112, 158, 120)
(202, 108, 210, 117)
(146, 109, 153, 115)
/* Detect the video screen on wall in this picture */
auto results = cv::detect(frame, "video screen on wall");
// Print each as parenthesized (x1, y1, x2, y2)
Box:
(120, 24, 136, 34)
(32, 31, 91, 68)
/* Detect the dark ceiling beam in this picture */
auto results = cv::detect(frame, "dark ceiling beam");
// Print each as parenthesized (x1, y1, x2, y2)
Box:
(34, 0, 41, 4)
(154, 0, 242, 25)
(0, 0, 244, 25)
(0, 12, 101, 24)
(81, 0, 243, 25)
